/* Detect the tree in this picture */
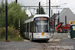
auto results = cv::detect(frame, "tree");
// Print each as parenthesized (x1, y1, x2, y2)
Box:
(0, 1, 27, 38)
(7, 2, 26, 28)
(0, 1, 5, 27)
(36, 6, 45, 14)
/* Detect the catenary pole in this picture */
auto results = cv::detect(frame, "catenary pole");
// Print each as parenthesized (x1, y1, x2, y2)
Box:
(39, 2, 40, 14)
(16, 0, 17, 3)
(5, 0, 8, 41)
(49, 0, 50, 18)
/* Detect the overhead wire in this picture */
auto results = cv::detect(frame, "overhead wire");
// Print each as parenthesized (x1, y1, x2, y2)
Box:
(26, 0, 39, 16)
(31, 0, 40, 6)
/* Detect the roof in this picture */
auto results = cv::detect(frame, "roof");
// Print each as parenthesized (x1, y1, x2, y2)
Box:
(34, 14, 49, 18)
(24, 14, 49, 23)
(24, 18, 34, 23)
(60, 8, 74, 16)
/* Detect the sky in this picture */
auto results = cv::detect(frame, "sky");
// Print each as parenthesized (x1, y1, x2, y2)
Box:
(1, 0, 75, 16)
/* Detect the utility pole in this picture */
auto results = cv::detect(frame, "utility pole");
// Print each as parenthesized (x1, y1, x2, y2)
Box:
(5, 0, 8, 41)
(16, 0, 17, 3)
(39, 2, 41, 14)
(58, 11, 60, 24)
(49, 0, 51, 32)
(49, 0, 50, 18)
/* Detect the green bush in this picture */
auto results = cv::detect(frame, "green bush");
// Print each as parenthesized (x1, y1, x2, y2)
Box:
(0, 27, 24, 41)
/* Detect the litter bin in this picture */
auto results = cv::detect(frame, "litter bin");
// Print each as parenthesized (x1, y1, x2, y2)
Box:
(70, 24, 75, 39)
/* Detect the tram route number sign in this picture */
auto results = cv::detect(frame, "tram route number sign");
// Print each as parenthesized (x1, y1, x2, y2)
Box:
(35, 18, 47, 20)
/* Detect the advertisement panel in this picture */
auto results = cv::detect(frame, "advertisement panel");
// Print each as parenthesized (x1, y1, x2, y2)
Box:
(69, 21, 75, 24)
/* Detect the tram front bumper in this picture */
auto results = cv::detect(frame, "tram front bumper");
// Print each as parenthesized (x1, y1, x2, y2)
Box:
(33, 38, 49, 40)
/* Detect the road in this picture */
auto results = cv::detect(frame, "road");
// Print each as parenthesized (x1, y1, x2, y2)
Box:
(0, 33, 75, 50)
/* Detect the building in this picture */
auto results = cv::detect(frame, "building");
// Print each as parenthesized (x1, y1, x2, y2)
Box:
(51, 8, 75, 29)
(50, 13, 58, 29)
(59, 8, 75, 25)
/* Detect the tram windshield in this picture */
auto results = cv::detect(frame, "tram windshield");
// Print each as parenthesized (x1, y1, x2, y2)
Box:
(34, 17, 49, 32)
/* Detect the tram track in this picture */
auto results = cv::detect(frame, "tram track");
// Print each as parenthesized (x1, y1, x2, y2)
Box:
(37, 39, 72, 50)
(36, 34, 72, 50)
(36, 35, 61, 50)
(24, 33, 72, 50)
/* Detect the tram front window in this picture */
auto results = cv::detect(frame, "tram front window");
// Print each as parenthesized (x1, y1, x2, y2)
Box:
(35, 21, 48, 32)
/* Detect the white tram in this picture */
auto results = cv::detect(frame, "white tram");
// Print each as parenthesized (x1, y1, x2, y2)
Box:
(24, 14, 50, 41)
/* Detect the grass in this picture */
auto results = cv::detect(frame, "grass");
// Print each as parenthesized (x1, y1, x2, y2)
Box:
(0, 35, 24, 41)
(0, 27, 24, 41)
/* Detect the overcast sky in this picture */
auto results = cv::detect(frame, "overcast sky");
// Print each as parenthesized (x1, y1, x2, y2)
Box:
(2, 0, 75, 16)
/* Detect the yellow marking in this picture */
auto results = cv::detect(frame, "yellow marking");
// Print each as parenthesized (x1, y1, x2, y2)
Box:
(42, 32, 44, 36)
(19, 19, 20, 35)
(19, 30, 20, 31)
(3, 27, 5, 29)
(19, 28, 20, 29)
(19, 35, 20, 38)
(19, 32, 20, 33)
(73, 29, 75, 30)
(19, 19, 20, 27)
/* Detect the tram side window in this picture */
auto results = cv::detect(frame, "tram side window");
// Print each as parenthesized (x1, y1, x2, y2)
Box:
(27, 23, 29, 32)
(24, 24, 26, 32)
(30, 22, 34, 32)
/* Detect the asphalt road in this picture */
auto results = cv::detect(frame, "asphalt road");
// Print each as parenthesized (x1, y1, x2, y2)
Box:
(0, 33, 75, 50)
(0, 41, 41, 50)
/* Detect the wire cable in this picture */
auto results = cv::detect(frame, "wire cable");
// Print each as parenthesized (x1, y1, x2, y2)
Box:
(31, 0, 39, 6)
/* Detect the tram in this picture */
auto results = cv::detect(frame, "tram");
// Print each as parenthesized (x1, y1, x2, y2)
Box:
(24, 14, 50, 41)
